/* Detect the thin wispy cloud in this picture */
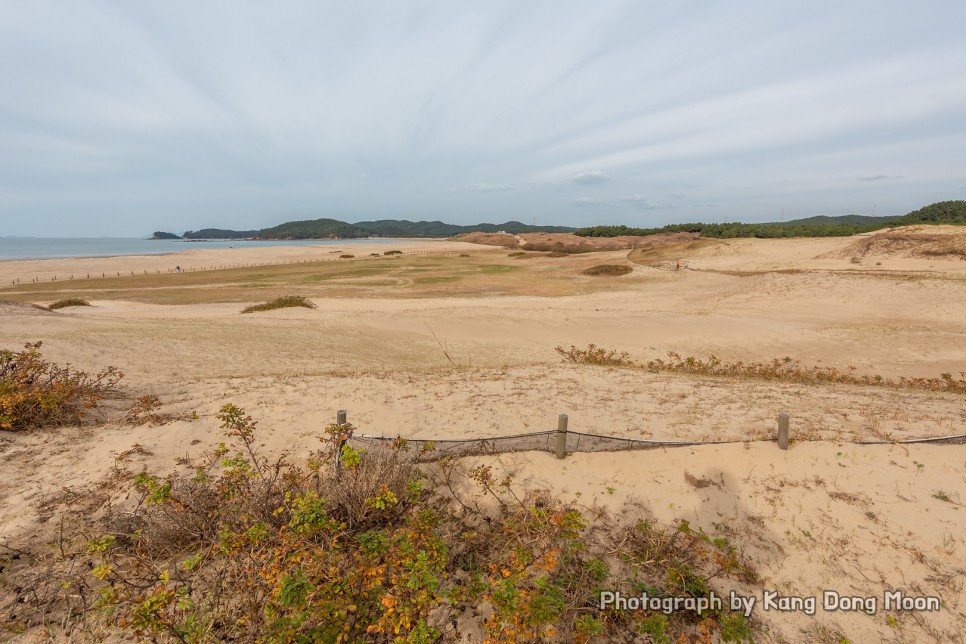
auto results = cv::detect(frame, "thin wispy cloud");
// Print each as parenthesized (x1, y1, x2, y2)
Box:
(1, 1, 965, 236)
(571, 171, 610, 185)
(573, 194, 666, 210)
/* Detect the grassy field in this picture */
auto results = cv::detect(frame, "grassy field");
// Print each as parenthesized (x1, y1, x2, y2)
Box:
(0, 251, 643, 305)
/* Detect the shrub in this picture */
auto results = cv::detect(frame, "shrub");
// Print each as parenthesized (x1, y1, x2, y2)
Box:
(8, 406, 761, 641)
(49, 298, 91, 310)
(582, 264, 633, 276)
(384, 249, 403, 255)
(240, 295, 317, 314)
(340, 254, 355, 259)
(555, 344, 633, 367)
(0, 341, 122, 431)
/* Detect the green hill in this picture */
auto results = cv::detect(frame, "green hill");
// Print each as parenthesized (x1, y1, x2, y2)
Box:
(576, 200, 966, 239)
(183, 228, 258, 240)
(254, 219, 368, 240)
(179, 218, 576, 240)
(778, 214, 898, 227)
(893, 200, 966, 226)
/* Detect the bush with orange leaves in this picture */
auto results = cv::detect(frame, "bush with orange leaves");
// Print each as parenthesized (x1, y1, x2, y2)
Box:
(0, 341, 122, 431)
(5, 404, 761, 642)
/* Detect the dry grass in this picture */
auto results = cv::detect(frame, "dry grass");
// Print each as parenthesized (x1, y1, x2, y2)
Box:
(48, 298, 91, 310)
(0, 252, 647, 305)
(557, 345, 966, 395)
(830, 227, 966, 262)
(628, 238, 721, 268)
(581, 264, 632, 276)
(240, 295, 317, 313)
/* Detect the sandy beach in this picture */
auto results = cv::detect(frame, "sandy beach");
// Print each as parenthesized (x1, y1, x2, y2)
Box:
(1, 228, 965, 642)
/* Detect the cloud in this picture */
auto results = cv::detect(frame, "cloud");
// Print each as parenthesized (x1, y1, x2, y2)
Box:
(617, 194, 665, 210)
(573, 194, 666, 210)
(570, 170, 610, 185)
(450, 182, 514, 193)
(2, 3, 966, 235)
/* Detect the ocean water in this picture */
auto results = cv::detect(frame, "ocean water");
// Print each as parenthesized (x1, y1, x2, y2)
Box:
(0, 237, 402, 261)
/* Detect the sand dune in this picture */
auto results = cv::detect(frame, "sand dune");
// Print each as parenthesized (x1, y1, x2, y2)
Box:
(1, 235, 964, 641)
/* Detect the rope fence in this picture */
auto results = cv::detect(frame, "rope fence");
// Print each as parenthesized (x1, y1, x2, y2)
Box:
(332, 410, 966, 470)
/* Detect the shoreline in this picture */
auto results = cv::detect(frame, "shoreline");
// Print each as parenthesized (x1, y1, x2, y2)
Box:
(0, 238, 485, 284)
(0, 236, 455, 263)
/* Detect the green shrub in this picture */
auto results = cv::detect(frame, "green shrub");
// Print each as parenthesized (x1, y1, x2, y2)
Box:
(49, 298, 92, 310)
(240, 295, 317, 314)
(384, 250, 403, 255)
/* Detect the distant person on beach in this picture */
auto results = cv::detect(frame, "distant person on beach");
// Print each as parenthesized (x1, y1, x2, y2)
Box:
(176, 266, 181, 272)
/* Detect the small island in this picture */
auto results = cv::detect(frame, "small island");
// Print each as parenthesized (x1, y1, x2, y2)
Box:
(150, 231, 181, 240)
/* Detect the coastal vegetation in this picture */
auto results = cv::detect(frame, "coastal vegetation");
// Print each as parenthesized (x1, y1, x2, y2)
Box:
(575, 200, 966, 239)
(240, 295, 317, 314)
(556, 344, 966, 394)
(0, 253, 637, 306)
(150, 231, 180, 240)
(0, 341, 122, 431)
(581, 264, 633, 276)
(4, 405, 758, 641)
(48, 298, 91, 309)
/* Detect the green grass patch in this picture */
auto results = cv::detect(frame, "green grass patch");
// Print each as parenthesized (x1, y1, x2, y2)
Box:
(478, 264, 521, 274)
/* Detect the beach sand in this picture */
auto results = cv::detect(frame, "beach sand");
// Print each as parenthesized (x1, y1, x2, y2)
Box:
(1, 230, 964, 641)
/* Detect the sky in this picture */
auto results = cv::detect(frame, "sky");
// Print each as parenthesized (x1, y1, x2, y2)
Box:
(2, 1, 966, 237)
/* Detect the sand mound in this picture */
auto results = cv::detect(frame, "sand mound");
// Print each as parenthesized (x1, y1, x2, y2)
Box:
(823, 225, 966, 262)
(0, 299, 52, 315)
(453, 231, 699, 253)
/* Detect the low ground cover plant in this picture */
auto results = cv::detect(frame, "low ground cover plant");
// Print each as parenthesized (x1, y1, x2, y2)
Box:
(48, 298, 91, 310)
(556, 345, 966, 394)
(240, 295, 317, 314)
(4, 405, 760, 642)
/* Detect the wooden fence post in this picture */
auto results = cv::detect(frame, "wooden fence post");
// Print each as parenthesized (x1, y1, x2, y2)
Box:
(334, 410, 348, 478)
(778, 413, 790, 450)
(556, 414, 568, 459)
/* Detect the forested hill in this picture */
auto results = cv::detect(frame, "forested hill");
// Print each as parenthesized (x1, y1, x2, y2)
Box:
(182, 228, 259, 240)
(575, 200, 966, 239)
(173, 219, 575, 240)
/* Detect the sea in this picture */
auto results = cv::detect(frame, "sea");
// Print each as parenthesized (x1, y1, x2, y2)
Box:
(0, 237, 402, 261)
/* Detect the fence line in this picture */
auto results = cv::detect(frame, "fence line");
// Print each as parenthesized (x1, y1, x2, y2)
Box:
(331, 411, 966, 466)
